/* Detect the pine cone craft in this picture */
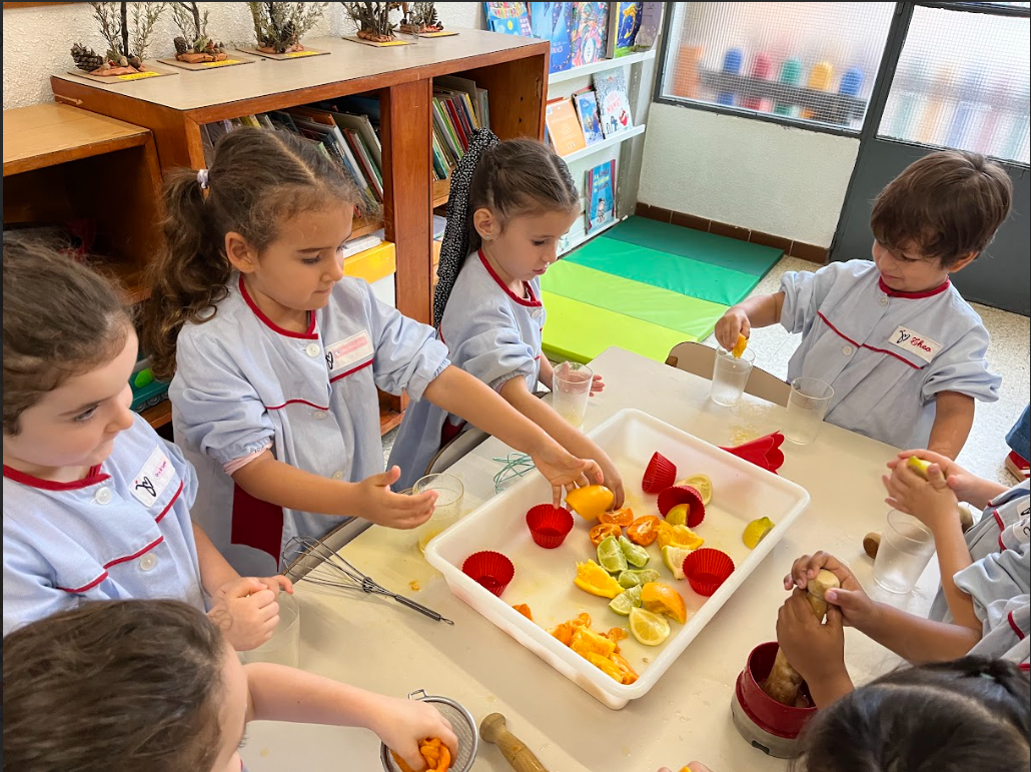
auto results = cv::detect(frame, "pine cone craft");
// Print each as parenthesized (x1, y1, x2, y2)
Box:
(173, 36, 190, 55)
(71, 43, 104, 73)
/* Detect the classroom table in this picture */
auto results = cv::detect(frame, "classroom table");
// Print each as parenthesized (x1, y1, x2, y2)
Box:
(242, 347, 941, 772)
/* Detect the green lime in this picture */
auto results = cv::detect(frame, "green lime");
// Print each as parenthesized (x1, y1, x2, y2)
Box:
(608, 584, 642, 616)
(597, 535, 628, 574)
(618, 535, 651, 568)
(618, 568, 661, 588)
(661, 544, 692, 580)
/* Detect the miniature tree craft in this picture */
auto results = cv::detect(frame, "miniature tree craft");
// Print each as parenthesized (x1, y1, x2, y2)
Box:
(170, 2, 227, 63)
(71, 1, 165, 76)
(399, 1, 443, 34)
(248, 2, 327, 54)
(342, 2, 402, 43)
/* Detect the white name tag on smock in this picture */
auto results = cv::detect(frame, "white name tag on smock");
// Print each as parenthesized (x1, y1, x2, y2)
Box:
(888, 325, 942, 364)
(326, 330, 374, 374)
(131, 446, 176, 508)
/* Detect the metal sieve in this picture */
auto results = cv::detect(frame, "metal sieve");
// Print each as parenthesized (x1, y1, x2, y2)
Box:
(380, 690, 479, 772)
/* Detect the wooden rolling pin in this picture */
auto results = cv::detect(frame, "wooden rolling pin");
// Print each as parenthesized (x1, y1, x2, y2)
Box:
(763, 569, 840, 706)
(480, 713, 549, 772)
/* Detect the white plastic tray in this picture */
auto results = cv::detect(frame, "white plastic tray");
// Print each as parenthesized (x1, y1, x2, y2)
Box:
(426, 409, 810, 708)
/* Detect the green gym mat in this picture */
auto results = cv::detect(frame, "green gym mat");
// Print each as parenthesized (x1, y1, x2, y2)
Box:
(541, 292, 692, 364)
(542, 259, 728, 341)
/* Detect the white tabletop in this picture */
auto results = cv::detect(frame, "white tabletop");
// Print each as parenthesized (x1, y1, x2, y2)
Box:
(242, 347, 940, 772)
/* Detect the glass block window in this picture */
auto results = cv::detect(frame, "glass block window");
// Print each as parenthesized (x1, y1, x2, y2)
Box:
(659, 2, 896, 132)
(879, 5, 1030, 164)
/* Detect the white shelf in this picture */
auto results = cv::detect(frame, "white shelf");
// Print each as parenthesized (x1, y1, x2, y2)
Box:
(548, 49, 657, 86)
(560, 216, 624, 257)
(559, 124, 647, 165)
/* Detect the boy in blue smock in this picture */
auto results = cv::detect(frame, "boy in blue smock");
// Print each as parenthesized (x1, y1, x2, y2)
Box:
(716, 151, 1012, 458)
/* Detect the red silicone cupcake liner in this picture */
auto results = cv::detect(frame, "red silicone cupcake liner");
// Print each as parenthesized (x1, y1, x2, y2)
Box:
(462, 551, 515, 597)
(642, 452, 677, 494)
(657, 485, 706, 526)
(525, 504, 575, 549)
(684, 548, 735, 597)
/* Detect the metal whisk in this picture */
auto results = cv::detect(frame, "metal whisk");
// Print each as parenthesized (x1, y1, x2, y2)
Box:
(283, 536, 455, 625)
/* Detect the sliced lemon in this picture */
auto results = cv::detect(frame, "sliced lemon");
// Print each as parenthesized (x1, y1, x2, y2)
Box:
(618, 568, 661, 588)
(907, 456, 931, 479)
(597, 535, 628, 574)
(618, 535, 651, 568)
(573, 560, 624, 599)
(676, 474, 713, 505)
(742, 516, 775, 549)
(608, 584, 643, 616)
(661, 544, 692, 580)
(629, 606, 671, 646)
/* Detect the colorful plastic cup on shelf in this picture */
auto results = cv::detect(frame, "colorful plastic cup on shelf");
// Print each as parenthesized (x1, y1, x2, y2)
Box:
(642, 451, 677, 493)
(525, 505, 574, 549)
(657, 485, 706, 526)
(684, 548, 734, 596)
(462, 551, 515, 597)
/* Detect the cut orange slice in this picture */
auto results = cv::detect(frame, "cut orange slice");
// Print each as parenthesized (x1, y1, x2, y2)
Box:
(589, 522, 622, 546)
(573, 560, 624, 599)
(641, 581, 688, 624)
(598, 506, 635, 527)
(731, 333, 748, 358)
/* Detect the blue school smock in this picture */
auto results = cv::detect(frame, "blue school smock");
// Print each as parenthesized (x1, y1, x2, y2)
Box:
(388, 251, 545, 491)
(2, 414, 204, 636)
(969, 595, 1030, 670)
(780, 260, 1000, 449)
(170, 275, 450, 575)
(928, 480, 1030, 624)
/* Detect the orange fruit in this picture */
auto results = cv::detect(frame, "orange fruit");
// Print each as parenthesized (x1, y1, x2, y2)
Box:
(512, 603, 533, 621)
(641, 581, 688, 624)
(627, 515, 661, 546)
(731, 333, 748, 358)
(573, 560, 624, 599)
(656, 521, 705, 551)
(598, 506, 635, 527)
(589, 522, 622, 546)
(565, 485, 615, 521)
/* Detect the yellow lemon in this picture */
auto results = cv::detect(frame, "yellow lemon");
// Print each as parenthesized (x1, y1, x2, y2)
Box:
(742, 516, 776, 549)
(629, 606, 671, 646)
(566, 485, 615, 521)
(573, 560, 624, 599)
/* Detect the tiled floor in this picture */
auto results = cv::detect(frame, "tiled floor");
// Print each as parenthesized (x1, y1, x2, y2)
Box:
(385, 256, 1029, 484)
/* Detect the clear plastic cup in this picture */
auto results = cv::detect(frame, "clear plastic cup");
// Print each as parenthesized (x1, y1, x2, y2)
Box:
(711, 346, 755, 407)
(552, 361, 593, 428)
(873, 509, 936, 594)
(239, 591, 300, 667)
(415, 473, 465, 553)
(785, 377, 834, 445)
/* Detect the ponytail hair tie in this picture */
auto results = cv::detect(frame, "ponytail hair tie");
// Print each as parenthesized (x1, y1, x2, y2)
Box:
(196, 168, 210, 190)
(433, 128, 500, 327)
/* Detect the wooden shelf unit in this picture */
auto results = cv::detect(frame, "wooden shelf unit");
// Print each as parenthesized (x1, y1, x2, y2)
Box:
(52, 29, 549, 433)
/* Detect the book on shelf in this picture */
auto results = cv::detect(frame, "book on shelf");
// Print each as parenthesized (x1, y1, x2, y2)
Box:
(544, 97, 587, 156)
(572, 87, 604, 145)
(529, 2, 574, 73)
(586, 159, 615, 233)
(571, 2, 608, 67)
(484, 2, 532, 36)
(635, 2, 661, 50)
(430, 75, 492, 183)
(594, 69, 634, 138)
(607, 1, 642, 59)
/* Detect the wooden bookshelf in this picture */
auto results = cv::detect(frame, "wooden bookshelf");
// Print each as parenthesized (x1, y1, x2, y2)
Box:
(52, 29, 549, 432)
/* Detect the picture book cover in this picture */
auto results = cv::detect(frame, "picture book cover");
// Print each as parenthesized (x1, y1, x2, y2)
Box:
(586, 159, 615, 232)
(608, 1, 642, 58)
(572, 2, 608, 67)
(530, 2, 574, 73)
(594, 69, 634, 137)
(545, 97, 587, 156)
(572, 88, 604, 145)
(635, 2, 661, 50)
(485, 2, 532, 36)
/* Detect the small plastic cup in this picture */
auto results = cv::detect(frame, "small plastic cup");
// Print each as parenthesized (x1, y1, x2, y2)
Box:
(414, 473, 465, 554)
(642, 452, 677, 493)
(711, 346, 755, 407)
(239, 591, 301, 668)
(552, 361, 593, 428)
(684, 548, 735, 596)
(525, 504, 575, 549)
(657, 485, 706, 526)
(873, 509, 936, 594)
(462, 551, 515, 597)
(785, 377, 834, 445)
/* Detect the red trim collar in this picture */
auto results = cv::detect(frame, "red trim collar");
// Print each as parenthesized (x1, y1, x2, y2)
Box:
(3, 464, 110, 491)
(478, 251, 543, 308)
(239, 275, 318, 340)
(878, 277, 951, 299)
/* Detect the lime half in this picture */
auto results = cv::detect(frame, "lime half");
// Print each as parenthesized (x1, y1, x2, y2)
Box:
(618, 568, 661, 588)
(608, 584, 643, 616)
(597, 535, 628, 574)
(619, 535, 651, 568)
(629, 606, 671, 646)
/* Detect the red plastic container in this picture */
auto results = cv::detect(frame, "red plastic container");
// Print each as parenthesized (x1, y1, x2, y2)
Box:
(734, 641, 816, 744)
(642, 452, 677, 493)
(462, 551, 515, 597)
(657, 485, 706, 526)
(684, 548, 734, 596)
(525, 504, 574, 549)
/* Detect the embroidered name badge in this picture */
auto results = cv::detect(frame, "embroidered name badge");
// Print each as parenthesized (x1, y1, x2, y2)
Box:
(132, 446, 176, 508)
(888, 325, 942, 364)
(325, 330, 374, 374)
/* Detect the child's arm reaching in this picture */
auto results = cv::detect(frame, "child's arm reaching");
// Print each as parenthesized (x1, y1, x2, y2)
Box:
(423, 366, 603, 506)
(539, 357, 605, 396)
(927, 391, 975, 460)
(714, 292, 785, 351)
(244, 662, 458, 770)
